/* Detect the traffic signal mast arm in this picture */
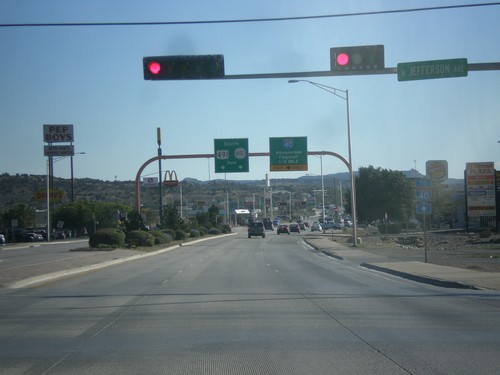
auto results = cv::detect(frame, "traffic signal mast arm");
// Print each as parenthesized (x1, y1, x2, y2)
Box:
(134, 151, 348, 213)
(143, 48, 500, 81)
(220, 63, 499, 80)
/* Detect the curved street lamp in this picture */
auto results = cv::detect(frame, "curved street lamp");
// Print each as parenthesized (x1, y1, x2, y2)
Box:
(288, 79, 358, 246)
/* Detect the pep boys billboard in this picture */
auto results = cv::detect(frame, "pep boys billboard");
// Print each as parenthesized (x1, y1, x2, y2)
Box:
(43, 124, 74, 143)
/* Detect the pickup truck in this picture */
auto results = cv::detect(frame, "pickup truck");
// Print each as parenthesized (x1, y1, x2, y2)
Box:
(247, 221, 266, 238)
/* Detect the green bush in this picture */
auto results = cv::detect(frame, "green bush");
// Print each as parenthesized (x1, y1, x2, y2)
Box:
(175, 229, 187, 240)
(377, 223, 402, 234)
(89, 228, 126, 248)
(220, 224, 232, 234)
(126, 230, 154, 247)
(150, 230, 172, 245)
(190, 229, 201, 238)
(163, 228, 176, 239)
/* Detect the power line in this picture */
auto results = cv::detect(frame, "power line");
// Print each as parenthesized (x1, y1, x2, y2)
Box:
(1, 2, 499, 28)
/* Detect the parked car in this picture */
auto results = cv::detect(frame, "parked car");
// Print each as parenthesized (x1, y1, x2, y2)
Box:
(277, 224, 290, 234)
(322, 221, 335, 230)
(343, 219, 352, 228)
(289, 223, 300, 233)
(310, 222, 323, 232)
(333, 221, 345, 230)
(0, 234, 5, 245)
(19, 232, 44, 242)
(298, 223, 306, 231)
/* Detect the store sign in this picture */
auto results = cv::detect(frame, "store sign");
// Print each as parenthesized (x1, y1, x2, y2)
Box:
(43, 124, 74, 143)
(466, 162, 496, 218)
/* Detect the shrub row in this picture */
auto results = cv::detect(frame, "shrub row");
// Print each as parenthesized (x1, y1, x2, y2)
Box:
(89, 225, 231, 248)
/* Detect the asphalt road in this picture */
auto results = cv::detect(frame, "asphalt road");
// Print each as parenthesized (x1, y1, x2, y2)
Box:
(1, 229, 500, 374)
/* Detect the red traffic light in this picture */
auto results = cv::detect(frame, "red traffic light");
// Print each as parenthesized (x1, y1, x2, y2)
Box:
(147, 61, 162, 75)
(143, 55, 225, 80)
(336, 53, 349, 66)
(330, 45, 384, 72)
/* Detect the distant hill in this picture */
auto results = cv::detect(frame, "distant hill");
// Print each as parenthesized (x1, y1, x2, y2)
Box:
(0, 170, 464, 211)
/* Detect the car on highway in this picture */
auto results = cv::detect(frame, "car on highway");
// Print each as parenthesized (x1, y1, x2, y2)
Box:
(289, 223, 300, 233)
(263, 218, 274, 230)
(310, 222, 323, 232)
(276, 224, 290, 234)
(247, 221, 265, 238)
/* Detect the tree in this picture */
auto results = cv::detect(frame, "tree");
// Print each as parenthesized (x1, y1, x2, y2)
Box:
(162, 206, 185, 231)
(52, 201, 131, 233)
(208, 204, 219, 227)
(1, 204, 35, 229)
(126, 210, 147, 231)
(52, 201, 94, 231)
(355, 166, 415, 223)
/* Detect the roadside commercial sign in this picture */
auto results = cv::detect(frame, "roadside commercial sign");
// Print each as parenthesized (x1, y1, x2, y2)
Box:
(426, 160, 448, 181)
(43, 145, 74, 157)
(34, 189, 65, 202)
(43, 124, 74, 143)
(466, 162, 496, 218)
(214, 138, 249, 173)
(142, 177, 158, 187)
(269, 137, 308, 171)
(397, 58, 468, 81)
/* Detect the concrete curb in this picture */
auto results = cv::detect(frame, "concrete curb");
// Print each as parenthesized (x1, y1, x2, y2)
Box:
(360, 262, 479, 290)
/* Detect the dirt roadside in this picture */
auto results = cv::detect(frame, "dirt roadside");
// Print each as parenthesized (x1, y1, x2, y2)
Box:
(329, 230, 500, 273)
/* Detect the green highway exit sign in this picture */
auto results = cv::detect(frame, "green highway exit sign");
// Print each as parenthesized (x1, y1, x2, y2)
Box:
(214, 138, 249, 173)
(398, 58, 468, 81)
(269, 137, 308, 172)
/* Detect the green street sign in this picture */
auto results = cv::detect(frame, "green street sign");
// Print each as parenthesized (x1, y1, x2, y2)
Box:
(214, 138, 249, 173)
(269, 137, 308, 171)
(397, 58, 468, 81)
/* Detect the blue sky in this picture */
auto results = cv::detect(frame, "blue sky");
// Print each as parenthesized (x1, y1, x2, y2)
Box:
(1, 0, 499, 183)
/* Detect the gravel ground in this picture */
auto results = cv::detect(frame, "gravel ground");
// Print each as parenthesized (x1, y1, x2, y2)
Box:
(331, 230, 500, 272)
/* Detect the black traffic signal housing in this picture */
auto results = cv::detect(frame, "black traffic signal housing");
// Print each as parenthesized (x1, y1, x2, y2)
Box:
(330, 45, 384, 72)
(143, 55, 225, 80)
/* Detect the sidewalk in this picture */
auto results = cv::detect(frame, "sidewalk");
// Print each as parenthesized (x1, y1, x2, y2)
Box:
(303, 235, 500, 291)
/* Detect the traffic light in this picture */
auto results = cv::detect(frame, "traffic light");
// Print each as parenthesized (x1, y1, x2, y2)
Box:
(143, 55, 225, 80)
(330, 45, 384, 72)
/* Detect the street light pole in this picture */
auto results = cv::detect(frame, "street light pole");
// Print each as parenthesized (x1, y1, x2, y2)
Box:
(157, 128, 163, 226)
(70, 152, 86, 202)
(313, 154, 326, 232)
(320, 154, 326, 233)
(289, 79, 358, 246)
